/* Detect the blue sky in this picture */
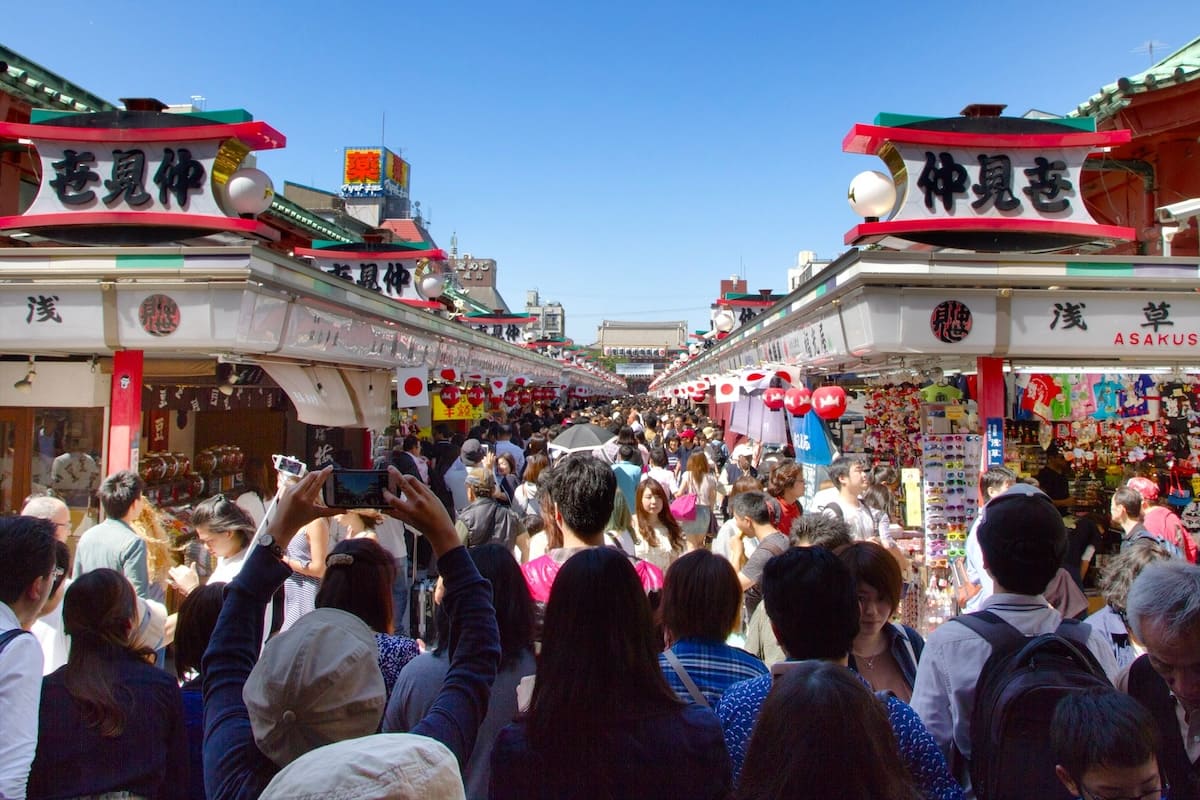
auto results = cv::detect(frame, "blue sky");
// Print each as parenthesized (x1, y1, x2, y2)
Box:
(4, 2, 1194, 343)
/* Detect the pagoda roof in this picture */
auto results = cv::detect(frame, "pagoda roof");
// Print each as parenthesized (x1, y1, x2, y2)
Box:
(1070, 35, 1200, 122)
(0, 44, 116, 113)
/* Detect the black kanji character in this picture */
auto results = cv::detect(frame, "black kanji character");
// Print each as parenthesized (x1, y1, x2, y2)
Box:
(103, 149, 152, 206)
(328, 263, 353, 281)
(153, 148, 206, 207)
(356, 263, 382, 292)
(49, 150, 100, 205)
(972, 154, 1022, 211)
(383, 262, 411, 294)
(505, 324, 521, 342)
(491, 324, 503, 338)
(1051, 301, 1087, 331)
(917, 151, 969, 211)
(26, 295, 62, 324)
(1023, 157, 1073, 212)
(1141, 301, 1174, 331)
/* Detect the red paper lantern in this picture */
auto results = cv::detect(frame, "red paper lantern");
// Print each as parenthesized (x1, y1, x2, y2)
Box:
(466, 386, 486, 407)
(518, 389, 533, 406)
(488, 394, 503, 409)
(763, 387, 786, 411)
(784, 386, 812, 416)
(503, 390, 519, 407)
(439, 385, 461, 406)
(811, 385, 847, 420)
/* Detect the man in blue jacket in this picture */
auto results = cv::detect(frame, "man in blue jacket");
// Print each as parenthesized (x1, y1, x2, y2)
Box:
(202, 467, 500, 799)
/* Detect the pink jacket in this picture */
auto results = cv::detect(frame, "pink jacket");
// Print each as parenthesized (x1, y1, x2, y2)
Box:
(522, 550, 664, 604)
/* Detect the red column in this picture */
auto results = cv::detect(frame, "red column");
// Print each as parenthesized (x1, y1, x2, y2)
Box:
(977, 356, 1006, 469)
(107, 350, 144, 474)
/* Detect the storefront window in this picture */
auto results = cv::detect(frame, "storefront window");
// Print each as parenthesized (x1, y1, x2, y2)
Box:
(32, 408, 105, 509)
(0, 418, 16, 513)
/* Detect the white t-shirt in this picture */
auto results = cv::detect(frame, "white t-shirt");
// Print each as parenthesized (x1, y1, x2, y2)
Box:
(32, 580, 70, 675)
(711, 518, 758, 565)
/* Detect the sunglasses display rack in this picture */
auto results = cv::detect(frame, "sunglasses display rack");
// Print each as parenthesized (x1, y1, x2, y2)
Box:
(921, 434, 983, 629)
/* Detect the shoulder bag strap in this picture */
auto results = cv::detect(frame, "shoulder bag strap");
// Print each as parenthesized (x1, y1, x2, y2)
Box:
(0, 628, 31, 657)
(950, 609, 1028, 654)
(664, 648, 711, 709)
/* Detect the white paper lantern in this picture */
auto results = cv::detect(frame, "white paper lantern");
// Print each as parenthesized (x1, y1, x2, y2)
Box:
(226, 168, 275, 215)
(847, 170, 896, 220)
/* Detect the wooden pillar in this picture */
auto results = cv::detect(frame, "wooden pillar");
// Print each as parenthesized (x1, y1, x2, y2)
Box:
(977, 356, 1006, 469)
(107, 350, 144, 474)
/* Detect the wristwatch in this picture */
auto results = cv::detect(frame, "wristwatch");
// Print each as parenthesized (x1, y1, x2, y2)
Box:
(256, 532, 284, 559)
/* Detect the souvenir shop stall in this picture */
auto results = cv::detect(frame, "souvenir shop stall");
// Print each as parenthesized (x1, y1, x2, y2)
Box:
(652, 243, 1200, 633)
(0, 101, 621, 527)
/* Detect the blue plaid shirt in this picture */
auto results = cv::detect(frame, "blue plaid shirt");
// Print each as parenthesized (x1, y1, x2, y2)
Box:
(658, 637, 769, 707)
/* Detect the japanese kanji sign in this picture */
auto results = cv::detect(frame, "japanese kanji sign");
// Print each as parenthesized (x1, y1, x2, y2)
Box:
(0, 111, 285, 243)
(842, 114, 1135, 251)
(1010, 290, 1200, 355)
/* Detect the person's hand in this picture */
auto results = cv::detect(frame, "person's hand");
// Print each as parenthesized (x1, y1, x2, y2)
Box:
(728, 529, 745, 563)
(384, 468, 459, 557)
(482, 452, 497, 471)
(266, 467, 337, 550)
(168, 562, 200, 596)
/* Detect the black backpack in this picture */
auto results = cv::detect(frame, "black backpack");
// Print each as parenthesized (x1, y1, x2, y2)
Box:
(953, 611, 1112, 800)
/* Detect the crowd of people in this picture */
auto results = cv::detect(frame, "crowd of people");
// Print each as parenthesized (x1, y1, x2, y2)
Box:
(1, 399, 1198, 800)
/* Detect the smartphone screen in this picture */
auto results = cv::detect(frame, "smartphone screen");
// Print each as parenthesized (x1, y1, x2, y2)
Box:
(322, 469, 391, 509)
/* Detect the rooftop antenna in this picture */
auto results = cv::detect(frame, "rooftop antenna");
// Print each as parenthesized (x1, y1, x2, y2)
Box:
(1132, 40, 1169, 67)
(450, 231, 458, 259)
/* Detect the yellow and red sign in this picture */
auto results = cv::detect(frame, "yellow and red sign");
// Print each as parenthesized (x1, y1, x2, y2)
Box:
(342, 147, 409, 198)
(432, 394, 486, 422)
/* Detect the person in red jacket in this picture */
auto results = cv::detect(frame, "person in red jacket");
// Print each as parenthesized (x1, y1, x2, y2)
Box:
(1127, 476, 1198, 563)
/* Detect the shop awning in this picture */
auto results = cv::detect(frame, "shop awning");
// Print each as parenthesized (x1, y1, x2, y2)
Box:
(261, 363, 358, 428)
(341, 369, 393, 431)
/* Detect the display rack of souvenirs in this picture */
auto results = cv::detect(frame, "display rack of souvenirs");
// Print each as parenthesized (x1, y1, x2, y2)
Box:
(194, 445, 246, 496)
(137, 451, 203, 508)
(862, 383, 922, 467)
(919, 433, 982, 628)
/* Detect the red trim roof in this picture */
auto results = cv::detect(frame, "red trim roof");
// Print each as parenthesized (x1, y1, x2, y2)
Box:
(842, 123, 1131, 155)
(844, 217, 1137, 245)
(294, 247, 446, 261)
(0, 120, 286, 150)
(0, 210, 275, 236)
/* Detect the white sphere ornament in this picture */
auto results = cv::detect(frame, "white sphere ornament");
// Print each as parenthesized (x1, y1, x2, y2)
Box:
(415, 259, 448, 300)
(227, 168, 275, 215)
(847, 170, 896, 220)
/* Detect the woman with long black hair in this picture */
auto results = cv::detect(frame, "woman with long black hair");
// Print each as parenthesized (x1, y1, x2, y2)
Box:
(491, 546, 730, 799)
(28, 568, 188, 799)
(736, 660, 921, 800)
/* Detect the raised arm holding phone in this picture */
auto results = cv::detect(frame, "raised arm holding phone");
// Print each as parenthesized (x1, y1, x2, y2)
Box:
(202, 466, 500, 800)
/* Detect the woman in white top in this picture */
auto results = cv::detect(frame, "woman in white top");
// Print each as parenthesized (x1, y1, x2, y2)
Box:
(632, 479, 685, 572)
(675, 452, 720, 550)
(604, 490, 638, 557)
(190, 494, 254, 584)
(513, 454, 549, 519)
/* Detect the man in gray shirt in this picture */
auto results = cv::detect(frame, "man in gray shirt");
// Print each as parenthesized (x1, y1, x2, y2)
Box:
(73, 470, 150, 600)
